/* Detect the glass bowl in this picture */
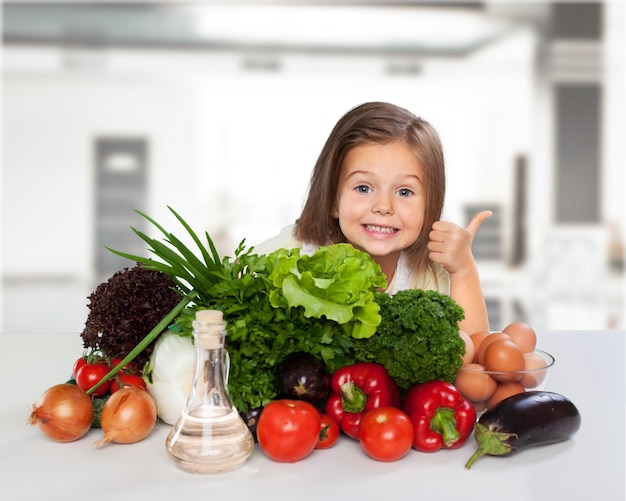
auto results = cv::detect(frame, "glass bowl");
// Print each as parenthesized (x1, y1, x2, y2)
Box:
(453, 349, 555, 414)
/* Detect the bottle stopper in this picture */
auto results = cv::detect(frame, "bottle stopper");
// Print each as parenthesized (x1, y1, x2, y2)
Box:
(194, 310, 225, 349)
(195, 309, 223, 324)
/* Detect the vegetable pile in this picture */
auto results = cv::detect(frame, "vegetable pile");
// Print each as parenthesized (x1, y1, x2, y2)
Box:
(27, 205, 582, 470)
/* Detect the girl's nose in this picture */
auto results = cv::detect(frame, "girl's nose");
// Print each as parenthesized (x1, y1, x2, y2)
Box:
(372, 194, 393, 215)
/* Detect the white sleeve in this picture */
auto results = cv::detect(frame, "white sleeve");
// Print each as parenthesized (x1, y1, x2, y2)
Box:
(389, 253, 450, 295)
(405, 263, 450, 295)
(250, 224, 300, 255)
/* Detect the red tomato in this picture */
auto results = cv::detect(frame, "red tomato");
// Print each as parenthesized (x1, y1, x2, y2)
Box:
(72, 358, 88, 380)
(75, 363, 111, 397)
(359, 407, 414, 462)
(257, 399, 321, 462)
(316, 414, 340, 449)
(110, 358, 139, 374)
(110, 373, 147, 393)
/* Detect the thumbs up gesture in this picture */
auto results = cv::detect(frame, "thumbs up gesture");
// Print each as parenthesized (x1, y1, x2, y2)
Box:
(427, 210, 492, 275)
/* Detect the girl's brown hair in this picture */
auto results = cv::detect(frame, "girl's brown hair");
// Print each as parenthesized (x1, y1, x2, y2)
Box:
(295, 101, 446, 279)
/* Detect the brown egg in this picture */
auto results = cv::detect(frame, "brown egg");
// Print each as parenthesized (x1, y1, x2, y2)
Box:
(486, 382, 526, 409)
(519, 351, 549, 388)
(470, 331, 490, 362)
(502, 321, 537, 353)
(459, 330, 475, 365)
(483, 340, 525, 382)
(453, 363, 497, 403)
(476, 332, 512, 366)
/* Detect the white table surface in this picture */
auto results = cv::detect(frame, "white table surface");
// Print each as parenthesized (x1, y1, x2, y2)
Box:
(1, 330, 624, 501)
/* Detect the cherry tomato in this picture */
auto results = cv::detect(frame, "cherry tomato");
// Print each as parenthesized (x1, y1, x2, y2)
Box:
(316, 413, 340, 449)
(110, 358, 139, 374)
(75, 363, 111, 397)
(359, 407, 414, 462)
(110, 373, 147, 393)
(72, 358, 88, 380)
(257, 399, 321, 462)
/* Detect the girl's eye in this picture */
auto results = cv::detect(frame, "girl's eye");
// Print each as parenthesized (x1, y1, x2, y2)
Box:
(356, 185, 372, 194)
(397, 188, 413, 197)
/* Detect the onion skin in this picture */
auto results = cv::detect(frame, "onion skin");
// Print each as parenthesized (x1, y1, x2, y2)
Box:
(93, 387, 157, 447)
(28, 383, 94, 443)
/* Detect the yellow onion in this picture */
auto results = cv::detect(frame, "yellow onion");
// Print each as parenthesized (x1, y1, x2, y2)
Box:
(28, 383, 94, 442)
(93, 387, 157, 447)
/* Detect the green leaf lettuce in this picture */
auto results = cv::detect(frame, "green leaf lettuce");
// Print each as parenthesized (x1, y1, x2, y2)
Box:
(267, 244, 386, 339)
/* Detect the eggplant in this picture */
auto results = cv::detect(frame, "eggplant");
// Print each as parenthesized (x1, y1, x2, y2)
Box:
(277, 351, 330, 404)
(465, 391, 581, 469)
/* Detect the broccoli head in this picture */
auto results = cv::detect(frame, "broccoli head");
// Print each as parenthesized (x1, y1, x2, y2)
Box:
(352, 289, 465, 391)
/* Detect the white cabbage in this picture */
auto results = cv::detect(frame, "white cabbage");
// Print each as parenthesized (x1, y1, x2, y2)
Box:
(146, 332, 195, 425)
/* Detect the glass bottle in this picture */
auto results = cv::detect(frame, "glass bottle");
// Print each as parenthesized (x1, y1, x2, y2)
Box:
(165, 309, 254, 474)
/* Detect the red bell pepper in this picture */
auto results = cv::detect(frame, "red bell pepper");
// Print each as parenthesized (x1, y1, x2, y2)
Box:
(402, 380, 476, 452)
(325, 363, 401, 440)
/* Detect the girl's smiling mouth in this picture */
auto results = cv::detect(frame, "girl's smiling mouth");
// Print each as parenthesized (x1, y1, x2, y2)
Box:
(363, 224, 398, 235)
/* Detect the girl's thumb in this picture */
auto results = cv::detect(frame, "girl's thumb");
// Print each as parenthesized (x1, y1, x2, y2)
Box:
(465, 210, 493, 239)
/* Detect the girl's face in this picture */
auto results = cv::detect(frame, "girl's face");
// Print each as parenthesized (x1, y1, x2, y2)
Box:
(334, 141, 426, 276)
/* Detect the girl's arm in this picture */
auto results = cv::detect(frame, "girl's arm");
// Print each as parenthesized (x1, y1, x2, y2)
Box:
(427, 211, 492, 335)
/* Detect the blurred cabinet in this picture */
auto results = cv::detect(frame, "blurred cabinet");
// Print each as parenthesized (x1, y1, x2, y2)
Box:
(94, 137, 148, 280)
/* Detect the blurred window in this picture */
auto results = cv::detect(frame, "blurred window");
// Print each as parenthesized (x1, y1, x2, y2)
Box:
(554, 83, 601, 223)
(465, 203, 503, 261)
(549, 3, 603, 40)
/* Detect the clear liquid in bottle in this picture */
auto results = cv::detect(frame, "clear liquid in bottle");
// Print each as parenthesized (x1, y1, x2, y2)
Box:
(165, 309, 254, 474)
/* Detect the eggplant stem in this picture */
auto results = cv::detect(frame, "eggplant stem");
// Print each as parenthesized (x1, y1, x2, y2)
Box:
(465, 423, 517, 469)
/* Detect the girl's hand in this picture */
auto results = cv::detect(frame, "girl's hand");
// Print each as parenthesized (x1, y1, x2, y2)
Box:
(427, 211, 492, 275)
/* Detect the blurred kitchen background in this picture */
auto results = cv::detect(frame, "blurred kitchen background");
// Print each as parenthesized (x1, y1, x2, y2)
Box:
(2, 1, 624, 333)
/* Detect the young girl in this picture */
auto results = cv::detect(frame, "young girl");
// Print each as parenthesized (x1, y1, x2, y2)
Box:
(254, 101, 491, 335)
